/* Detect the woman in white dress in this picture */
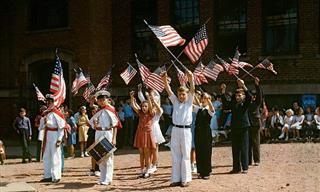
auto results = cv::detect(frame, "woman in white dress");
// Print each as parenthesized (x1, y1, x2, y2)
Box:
(138, 89, 165, 174)
(291, 107, 305, 140)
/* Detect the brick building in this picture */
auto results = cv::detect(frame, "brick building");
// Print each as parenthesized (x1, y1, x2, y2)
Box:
(0, 0, 319, 136)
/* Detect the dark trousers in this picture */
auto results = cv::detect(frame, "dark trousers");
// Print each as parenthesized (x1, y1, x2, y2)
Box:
(231, 128, 249, 171)
(162, 114, 171, 135)
(270, 127, 281, 139)
(36, 140, 42, 162)
(124, 117, 134, 146)
(116, 120, 125, 149)
(19, 129, 32, 161)
(249, 126, 260, 164)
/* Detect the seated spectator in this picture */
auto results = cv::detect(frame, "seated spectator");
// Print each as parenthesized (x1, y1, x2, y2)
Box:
(270, 107, 284, 140)
(279, 109, 294, 141)
(314, 107, 320, 139)
(303, 106, 314, 139)
(291, 107, 304, 140)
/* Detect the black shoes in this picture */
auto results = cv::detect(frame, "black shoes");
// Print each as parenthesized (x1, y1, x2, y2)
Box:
(229, 169, 241, 174)
(169, 182, 181, 187)
(40, 178, 52, 182)
(52, 179, 60, 183)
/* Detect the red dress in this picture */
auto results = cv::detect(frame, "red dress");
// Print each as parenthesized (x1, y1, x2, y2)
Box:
(134, 111, 156, 149)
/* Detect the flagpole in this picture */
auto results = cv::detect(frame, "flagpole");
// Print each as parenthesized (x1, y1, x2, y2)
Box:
(228, 58, 255, 79)
(143, 20, 188, 72)
(216, 54, 240, 80)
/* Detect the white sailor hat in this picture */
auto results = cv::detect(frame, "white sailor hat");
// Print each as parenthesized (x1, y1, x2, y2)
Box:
(94, 90, 110, 98)
(80, 106, 86, 110)
(45, 94, 54, 100)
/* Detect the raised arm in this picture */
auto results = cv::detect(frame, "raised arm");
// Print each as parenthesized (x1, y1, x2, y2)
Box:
(186, 70, 195, 94)
(162, 72, 174, 97)
(150, 95, 163, 115)
(130, 91, 140, 114)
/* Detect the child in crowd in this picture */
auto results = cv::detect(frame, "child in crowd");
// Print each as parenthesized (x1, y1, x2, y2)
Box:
(137, 89, 165, 174)
(130, 91, 156, 178)
(0, 140, 5, 165)
(77, 106, 90, 157)
(291, 107, 304, 140)
(279, 109, 294, 141)
(191, 91, 201, 174)
(162, 70, 194, 187)
(65, 110, 77, 159)
(270, 107, 284, 140)
(314, 107, 320, 138)
(303, 107, 314, 139)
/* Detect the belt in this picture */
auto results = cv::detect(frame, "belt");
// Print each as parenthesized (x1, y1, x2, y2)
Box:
(95, 127, 112, 131)
(46, 127, 58, 131)
(172, 124, 192, 128)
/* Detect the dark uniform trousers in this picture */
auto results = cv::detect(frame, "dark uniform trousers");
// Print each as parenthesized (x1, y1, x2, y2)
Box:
(248, 125, 260, 164)
(231, 127, 249, 171)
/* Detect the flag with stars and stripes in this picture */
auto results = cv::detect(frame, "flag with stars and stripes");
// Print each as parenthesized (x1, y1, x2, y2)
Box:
(173, 64, 188, 86)
(184, 25, 209, 64)
(50, 54, 66, 107)
(256, 58, 277, 75)
(71, 71, 90, 95)
(83, 82, 95, 102)
(217, 55, 239, 76)
(136, 57, 164, 92)
(120, 64, 137, 85)
(193, 62, 208, 85)
(203, 60, 224, 81)
(148, 25, 185, 47)
(96, 70, 111, 90)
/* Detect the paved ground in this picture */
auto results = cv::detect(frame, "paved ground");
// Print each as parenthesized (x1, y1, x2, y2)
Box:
(0, 143, 319, 192)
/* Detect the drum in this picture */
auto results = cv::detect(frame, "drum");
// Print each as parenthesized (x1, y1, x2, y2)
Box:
(86, 136, 117, 164)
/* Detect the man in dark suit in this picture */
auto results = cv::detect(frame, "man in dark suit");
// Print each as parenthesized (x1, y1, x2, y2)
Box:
(222, 79, 251, 174)
(248, 78, 262, 166)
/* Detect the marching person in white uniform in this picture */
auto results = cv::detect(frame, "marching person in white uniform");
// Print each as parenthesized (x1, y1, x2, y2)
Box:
(39, 94, 65, 183)
(162, 70, 195, 187)
(89, 90, 121, 185)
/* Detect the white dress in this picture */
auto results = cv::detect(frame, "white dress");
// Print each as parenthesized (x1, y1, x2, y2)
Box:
(152, 112, 165, 144)
(291, 115, 305, 130)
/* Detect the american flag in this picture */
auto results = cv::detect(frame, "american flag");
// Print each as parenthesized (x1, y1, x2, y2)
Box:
(173, 64, 188, 86)
(136, 57, 164, 92)
(83, 82, 95, 102)
(51, 55, 66, 107)
(203, 60, 224, 81)
(148, 25, 185, 47)
(33, 83, 46, 102)
(153, 65, 171, 83)
(96, 70, 111, 90)
(193, 62, 208, 85)
(256, 58, 277, 75)
(120, 64, 137, 85)
(184, 25, 209, 64)
(71, 71, 90, 95)
(217, 55, 239, 76)
(231, 48, 241, 68)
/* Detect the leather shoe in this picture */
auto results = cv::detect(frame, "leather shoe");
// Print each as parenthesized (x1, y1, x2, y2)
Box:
(52, 179, 60, 183)
(229, 170, 241, 174)
(40, 178, 52, 182)
(169, 182, 181, 187)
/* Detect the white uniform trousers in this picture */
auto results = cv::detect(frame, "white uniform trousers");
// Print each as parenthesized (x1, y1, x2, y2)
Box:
(170, 127, 192, 183)
(43, 131, 62, 180)
(95, 130, 114, 183)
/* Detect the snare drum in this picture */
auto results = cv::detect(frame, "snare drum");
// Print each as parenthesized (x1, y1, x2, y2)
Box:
(86, 136, 117, 164)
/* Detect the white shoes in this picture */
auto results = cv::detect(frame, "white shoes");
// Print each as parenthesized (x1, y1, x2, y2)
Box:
(97, 181, 111, 185)
(81, 152, 84, 158)
(279, 133, 285, 139)
(84, 152, 90, 157)
(191, 163, 197, 174)
(94, 171, 101, 177)
(148, 165, 157, 174)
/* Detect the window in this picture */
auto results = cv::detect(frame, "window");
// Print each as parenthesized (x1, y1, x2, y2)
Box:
(214, 0, 247, 56)
(29, 0, 68, 31)
(263, 0, 298, 55)
(132, 0, 158, 61)
(172, 0, 199, 28)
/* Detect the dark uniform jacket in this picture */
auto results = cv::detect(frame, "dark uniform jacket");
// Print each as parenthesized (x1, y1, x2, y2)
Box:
(248, 85, 263, 128)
